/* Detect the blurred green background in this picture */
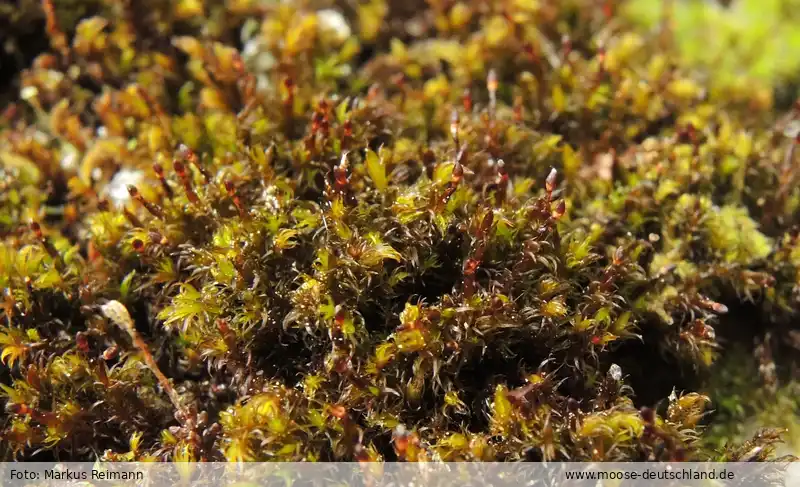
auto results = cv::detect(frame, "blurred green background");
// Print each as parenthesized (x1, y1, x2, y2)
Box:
(624, 0, 800, 108)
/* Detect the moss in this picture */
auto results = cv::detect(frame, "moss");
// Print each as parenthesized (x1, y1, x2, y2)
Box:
(704, 345, 800, 457)
(0, 0, 799, 462)
(623, 0, 800, 105)
(705, 205, 773, 265)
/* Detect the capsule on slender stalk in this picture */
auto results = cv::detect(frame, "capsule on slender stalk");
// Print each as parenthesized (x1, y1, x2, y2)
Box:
(128, 185, 164, 219)
(178, 144, 210, 182)
(174, 160, 201, 205)
(152, 163, 174, 199)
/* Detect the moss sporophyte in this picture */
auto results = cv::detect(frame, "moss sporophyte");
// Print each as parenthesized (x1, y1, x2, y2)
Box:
(0, 0, 799, 462)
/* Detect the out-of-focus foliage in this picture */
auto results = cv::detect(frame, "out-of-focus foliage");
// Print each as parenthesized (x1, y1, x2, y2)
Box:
(0, 0, 798, 462)
(624, 0, 800, 104)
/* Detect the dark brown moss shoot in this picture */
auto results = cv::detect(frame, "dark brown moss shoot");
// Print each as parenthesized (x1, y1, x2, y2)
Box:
(0, 0, 799, 463)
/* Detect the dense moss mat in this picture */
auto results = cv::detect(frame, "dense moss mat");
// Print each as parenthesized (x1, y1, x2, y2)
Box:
(1, 0, 799, 461)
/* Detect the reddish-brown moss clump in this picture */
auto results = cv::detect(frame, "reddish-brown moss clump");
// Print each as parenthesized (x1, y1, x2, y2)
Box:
(0, 0, 799, 462)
